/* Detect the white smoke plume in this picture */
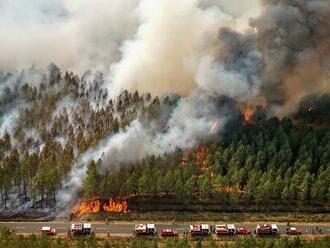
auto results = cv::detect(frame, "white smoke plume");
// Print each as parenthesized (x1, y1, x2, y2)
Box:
(0, 0, 139, 73)
(3, 0, 330, 212)
(0, 0, 260, 93)
(56, 0, 260, 208)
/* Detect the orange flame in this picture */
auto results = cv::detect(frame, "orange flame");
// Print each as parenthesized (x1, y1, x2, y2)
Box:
(181, 145, 210, 172)
(103, 197, 128, 212)
(72, 197, 128, 217)
(238, 103, 254, 123)
(209, 121, 218, 134)
(225, 185, 244, 193)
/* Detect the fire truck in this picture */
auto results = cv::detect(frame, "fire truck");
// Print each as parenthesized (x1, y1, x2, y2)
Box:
(255, 224, 279, 236)
(236, 226, 251, 235)
(286, 226, 302, 235)
(190, 224, 210, 236)
(70, 223, 93, 236)
(134, 224, 157, 236)
(161, 228, 178, 237)
(215, 224, 236, 235)
(41, 226, 56, 236)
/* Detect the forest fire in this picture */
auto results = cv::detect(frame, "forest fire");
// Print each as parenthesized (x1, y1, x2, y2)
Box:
(72, 197, 128, 217)
(239, 103, 255, 123)
(181, 145, 210, 173)
(215, 185, 244, 193)
(209, 120, 218, 134)
(225, 185, 244, 193)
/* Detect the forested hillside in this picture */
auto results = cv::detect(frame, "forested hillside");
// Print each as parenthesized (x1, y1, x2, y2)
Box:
(0, 67, 330, 212)
(0, 67, 177, 209)
(83, 118, 330, 208)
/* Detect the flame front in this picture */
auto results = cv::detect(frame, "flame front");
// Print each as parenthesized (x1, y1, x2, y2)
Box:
(103, 197, 128, 212)
(72, 197, 128, 217)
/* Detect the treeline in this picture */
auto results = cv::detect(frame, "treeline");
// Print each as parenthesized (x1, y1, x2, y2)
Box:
(1, 227, 330, 248)
(83, 118, 330, 206)
(0, 67, 176, 208)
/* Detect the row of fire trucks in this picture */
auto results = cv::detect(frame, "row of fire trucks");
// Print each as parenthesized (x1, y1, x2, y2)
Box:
(132, 223, 302, 237)
(41, 223, 302, 237)
(41, 223, 93, 236)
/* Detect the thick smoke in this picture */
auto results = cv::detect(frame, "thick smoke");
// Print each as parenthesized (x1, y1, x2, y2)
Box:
(2, 0, 330, 211)
(57, 0, 259, 208)
(0, 0, 139, 73)
(251, 0, 330, 115)
(58, 0, 330, 209)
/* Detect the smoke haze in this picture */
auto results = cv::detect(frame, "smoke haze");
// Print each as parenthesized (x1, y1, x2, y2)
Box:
(1, 0, 330, 210)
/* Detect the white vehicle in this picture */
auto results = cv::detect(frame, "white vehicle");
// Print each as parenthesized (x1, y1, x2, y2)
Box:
(271, 224, 279, 235)
(227, 224, 236, 235)
(70, 223, 93, 235)
(134, 224, 157, 235)
(190, 224, 210, 236)
(41, 226, 56, 235)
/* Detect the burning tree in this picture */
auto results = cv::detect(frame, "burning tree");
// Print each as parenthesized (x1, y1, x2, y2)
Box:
(72, 197, 128, 217)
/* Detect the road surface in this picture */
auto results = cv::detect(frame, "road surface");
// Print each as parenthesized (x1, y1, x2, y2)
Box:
(0, 222, 329, 236)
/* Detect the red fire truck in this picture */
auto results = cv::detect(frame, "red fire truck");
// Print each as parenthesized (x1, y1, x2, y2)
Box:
(134, 224, 157, 236)
(255, 224, 279, 236)
(70, 223, 93, 236)
(161, 228, 178, 237)
(190, 224, 210, 236)
(236, 227, 251, 235)
(41, 226, 56, 236)
(215, 224, 236, 235)
(286, 226, 302, 235)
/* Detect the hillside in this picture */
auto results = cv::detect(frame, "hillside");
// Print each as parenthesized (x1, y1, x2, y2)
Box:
(0, 67, 329, 216)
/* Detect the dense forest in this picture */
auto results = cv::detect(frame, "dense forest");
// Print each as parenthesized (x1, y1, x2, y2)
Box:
(0, 66, 178, 209)
(83, 118, 330, 209)
(0, 66, 330, 211)
(0, 227, 329, 248)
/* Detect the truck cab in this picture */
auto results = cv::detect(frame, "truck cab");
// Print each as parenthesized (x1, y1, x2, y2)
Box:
(271, 224, 279, 235)
(190, 224, 210, 236)
(41, 226, 56, 236)
(70, 223, 93, 236)
(134, 224, 157, 236)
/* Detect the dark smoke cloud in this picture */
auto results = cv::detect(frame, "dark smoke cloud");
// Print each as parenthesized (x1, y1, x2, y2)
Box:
(250, 0, 330, 115)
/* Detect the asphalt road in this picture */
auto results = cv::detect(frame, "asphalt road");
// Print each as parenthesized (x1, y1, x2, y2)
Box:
(0, 222, 329, 236)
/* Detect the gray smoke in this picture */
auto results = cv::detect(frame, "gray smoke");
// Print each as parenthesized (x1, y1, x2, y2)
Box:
(251, 0, 330, 115)
(58, 0, 330, 209)
(2, 0, 330, 211)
